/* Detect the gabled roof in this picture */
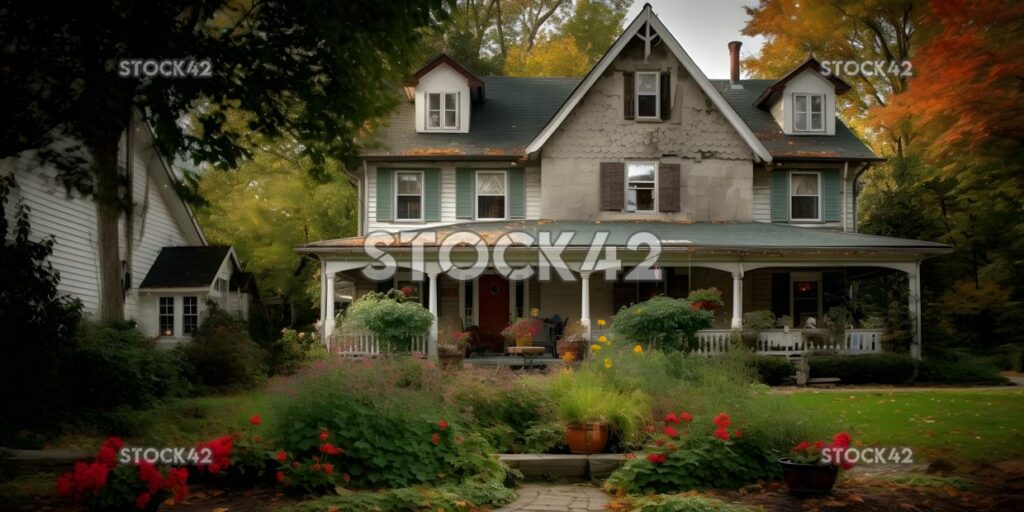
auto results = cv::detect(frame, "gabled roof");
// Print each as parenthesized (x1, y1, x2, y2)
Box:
(753, 57, 852, 108)
(410, 53, 484, 88)
(713, 80, 882, 161)
(523, 4, 773, 162)
(140, 246, 237, 289)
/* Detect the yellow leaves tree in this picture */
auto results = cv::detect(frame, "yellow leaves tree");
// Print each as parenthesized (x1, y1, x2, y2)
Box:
(504, 35, 590, 76)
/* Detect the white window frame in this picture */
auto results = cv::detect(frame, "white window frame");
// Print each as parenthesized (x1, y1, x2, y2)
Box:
(793, 93, 825, 133)
(393, 171, 425, 222)
(182, 296, 199, 336)
(475, 170, 508, 220)
(625, 161, 658, 213)
(158, 297, 175, 337)
(789, 171, 822, 222)
(425, 91, 459, 130)
(634, 71, 661, 120)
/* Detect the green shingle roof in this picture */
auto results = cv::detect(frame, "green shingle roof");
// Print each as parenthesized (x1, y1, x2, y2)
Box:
(711, 79, 882, 161)
(299, 220, 950, 253)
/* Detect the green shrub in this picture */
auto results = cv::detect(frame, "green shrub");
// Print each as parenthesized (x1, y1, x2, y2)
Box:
(996, 343, 1023, 372)
(279, 477, 517, 512)
(751, 356, 794, 385)
(614, 494, 752, 512)
(267, 328, 315, 375)
(339, 290, 433, 351)
(611, 296, 714, 352)
(183, 304, 266, 390)
(447, 372, 558, 453)
(918, 357, 1007, 385)
(809, 353, 916, 384)
(740, 311, 775, 348)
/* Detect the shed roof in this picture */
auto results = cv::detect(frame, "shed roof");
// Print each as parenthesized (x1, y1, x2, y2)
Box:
(140, 246, 234, 289)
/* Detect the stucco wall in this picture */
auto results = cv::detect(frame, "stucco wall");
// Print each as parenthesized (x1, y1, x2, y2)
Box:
(539, 36, 754, 222)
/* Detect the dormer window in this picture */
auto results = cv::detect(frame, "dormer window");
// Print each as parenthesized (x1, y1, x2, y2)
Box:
(426, 92, 459, 130)
(793, 93, 824, 132)
(635, 72, 660, 119)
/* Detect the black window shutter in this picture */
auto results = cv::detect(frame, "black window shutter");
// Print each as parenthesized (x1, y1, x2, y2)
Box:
(623, 72, 634, 120)
(660, 72, 671, 120)
(600, 162, 625, 211)
(658, 163, 680, 212)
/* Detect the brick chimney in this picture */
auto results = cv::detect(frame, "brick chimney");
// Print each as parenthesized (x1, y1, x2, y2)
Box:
(728, 41, 742, 84)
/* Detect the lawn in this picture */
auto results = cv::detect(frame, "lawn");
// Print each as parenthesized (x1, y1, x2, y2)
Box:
(788, 388, 1024, 462)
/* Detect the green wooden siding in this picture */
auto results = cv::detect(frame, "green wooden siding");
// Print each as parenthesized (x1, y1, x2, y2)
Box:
(770, 171, 789, 222)
(424, 168, 441, 221)
(376, 168, 394, 222)
(509, 168, 525, 219)
(822, 169, 840, 222)
(455, 168, 474, 219)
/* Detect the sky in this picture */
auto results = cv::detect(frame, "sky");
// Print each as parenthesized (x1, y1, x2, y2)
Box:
(625, 0, 766, 80)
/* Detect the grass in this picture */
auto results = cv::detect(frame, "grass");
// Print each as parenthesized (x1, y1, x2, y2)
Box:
(788, 388, 1024, 462)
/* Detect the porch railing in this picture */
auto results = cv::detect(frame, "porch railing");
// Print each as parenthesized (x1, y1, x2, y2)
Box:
(694, 328, 884, 356)
(327, 331, 427, 357)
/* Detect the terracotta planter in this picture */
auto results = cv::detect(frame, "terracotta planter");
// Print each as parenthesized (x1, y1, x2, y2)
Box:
(515, 335, 533, 347)
(778, 458, 839, 496)
(690, 300, 721, 312)
(565, 423, 609, 454)
(556, 339, 585, 359)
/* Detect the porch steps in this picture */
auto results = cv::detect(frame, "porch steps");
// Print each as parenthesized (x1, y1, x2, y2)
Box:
(499, 454, 627, 481)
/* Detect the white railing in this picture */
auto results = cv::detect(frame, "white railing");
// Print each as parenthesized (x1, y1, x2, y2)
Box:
(327, 331, 427, 357)
(694, 328, 884, 356)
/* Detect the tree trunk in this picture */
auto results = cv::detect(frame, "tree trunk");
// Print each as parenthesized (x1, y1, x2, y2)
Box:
(93, 134, 125, 323)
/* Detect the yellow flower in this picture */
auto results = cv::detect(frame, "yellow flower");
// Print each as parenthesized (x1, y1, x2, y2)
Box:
(590, 344, 602, 352)
(562, 351, 576, 362)
(597, 319, 606, 327)
(636, 308, 643, 315)
(530, 307, 540, 317)
(604, 358, 613, 368)
(633, 344, 644, 353)
(597, 335, 608, 343)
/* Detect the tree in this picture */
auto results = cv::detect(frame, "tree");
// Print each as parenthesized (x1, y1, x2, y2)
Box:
(562, 0, 631, 62)
(504, 35, 591, 76)
(0, 0, 449, 321)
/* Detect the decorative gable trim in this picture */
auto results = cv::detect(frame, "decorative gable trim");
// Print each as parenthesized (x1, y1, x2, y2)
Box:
(524, 5, 772, 163)
(410, 53, 484, 88)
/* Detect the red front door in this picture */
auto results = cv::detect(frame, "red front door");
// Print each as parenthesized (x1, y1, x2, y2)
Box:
(477, 274, 510, 335)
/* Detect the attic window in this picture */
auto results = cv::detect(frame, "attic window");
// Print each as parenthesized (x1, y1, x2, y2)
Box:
(426, 92, 459, 130)
(793, 93, 824, 132)
(635, 72, 660, 119)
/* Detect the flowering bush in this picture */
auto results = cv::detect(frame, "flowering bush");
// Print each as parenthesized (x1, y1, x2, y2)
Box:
(269, 328, 315, 375)
(788, 432, 855, 469)
(339, 291, 433, 351)
(686, 288, 724, 311)
(500, 317, 543, 339)
(55, 437, 189, 511)
(611, 296, 714, 352)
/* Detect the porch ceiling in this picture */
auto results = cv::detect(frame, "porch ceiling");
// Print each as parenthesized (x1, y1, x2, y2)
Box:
(297, 220, 951, 255)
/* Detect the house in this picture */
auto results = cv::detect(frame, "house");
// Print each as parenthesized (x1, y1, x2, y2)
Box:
(297, 5, 950, 359)
(1, 111, 256, 343)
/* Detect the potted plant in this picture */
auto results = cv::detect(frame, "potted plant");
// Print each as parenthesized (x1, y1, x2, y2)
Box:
(556, 321, 587, 359)
(501, 317, 543, 347)
(778, 432, 854, 495)
(555, 371, 649, 453)
(438, 331, 470, 369)
(687, 288, 724, 312)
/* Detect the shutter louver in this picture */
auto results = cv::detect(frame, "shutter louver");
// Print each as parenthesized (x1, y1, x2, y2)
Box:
(623, 72, 634, 120)
(424, 168, 441, 221)
(660, 72, 671, 121)
(455, 168, 474, 219)
(600, 162, 625, 211)
(509, 168, 525, 219)
(659, 163, 680, 212)
(770, 171, 789, 222)
(376, 168, 394, 222)
(822, 170, 840, 222)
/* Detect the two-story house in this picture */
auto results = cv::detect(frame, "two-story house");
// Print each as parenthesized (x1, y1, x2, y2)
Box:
(297, 5, 948, 359)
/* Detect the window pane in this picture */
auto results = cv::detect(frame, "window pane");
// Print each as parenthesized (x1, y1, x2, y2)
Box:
(183, 296, 198, 336)
(811, 95, 823, 113)
(428, 93, 440, 109)
(476, 173, 505, 195)
(159, 297, 174, 336)
(444, 93, 457, 109)
(445, 111, 457, 127)
(792, 174, 818, 195)
(794, 95, 807, 114)
(811, 113, 823, 130)
(627, 163, 655, 182)
(637, 73, 657, 94)
(397, 196, 421, 219)
(397, 173, 421, 194)
(637, 95, 657, 117)
(478, 195, 505, 218)
(635, 188, 654, 211)
(428, 112, 440, 128)
(791, 196, 819, 220)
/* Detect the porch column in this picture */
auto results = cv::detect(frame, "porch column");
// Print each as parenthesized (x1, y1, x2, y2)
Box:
(427, 272, 439, 361)
(730, 271, 744, 329)
(908, 264, 923, 360)
(580, 271, 592, 340)
(324, 273, 336, 341)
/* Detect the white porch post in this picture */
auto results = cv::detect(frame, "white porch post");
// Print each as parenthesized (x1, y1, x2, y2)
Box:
(730, 271, 744, 329)
(427, 272, 439, 361)
(580, 271, 592, 340)
(324, 273, 336, 341)
(908, 263, 923, 360)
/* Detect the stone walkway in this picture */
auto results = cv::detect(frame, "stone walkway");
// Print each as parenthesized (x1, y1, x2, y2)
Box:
(494, 483, 609, 511)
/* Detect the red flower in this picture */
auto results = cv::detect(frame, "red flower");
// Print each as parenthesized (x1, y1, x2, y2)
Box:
(312, 463, 321, 473)
(662, 426, 680, 438)
(135, 492, 151, 510)
(680, 412, 693, 422)
(319, 443, 343, 456)
(646, 453, 667, 464)
(343, 473, 351, 482)
(733, 429, 743, 439)
(455, 436, 463, 445)
(439, 420, 449, 430)
(713, 413, 731, 429)
(56, 461, 109, 503)
(713, 427, 731, 441)
(96, 437, 124, 468)
(164, 467, 189, 503)
(249, 415, 261, 426)
(276, 471, 285, 483)
(664, 412, 680, 425)
(815, 441, 826, 450)
(401, 286, 413, 297)
(431, 433, 441, 445)
(793, 441, 811, 452)
(322, 463, 334, 475)
(833, 432, 852, 448)
(276, 451, 288, 463)
(291, 461, 301, 469)
(319, 430, 329, 441)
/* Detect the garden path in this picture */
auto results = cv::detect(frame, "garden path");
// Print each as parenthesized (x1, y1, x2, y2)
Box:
(493, 483, 609, 512)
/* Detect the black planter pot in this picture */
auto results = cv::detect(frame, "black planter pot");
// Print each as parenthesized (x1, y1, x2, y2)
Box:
(778, 458, 839, 496)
